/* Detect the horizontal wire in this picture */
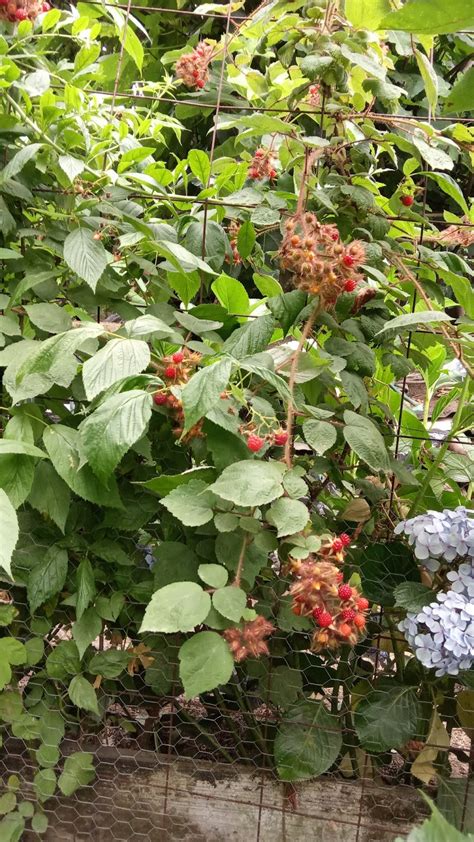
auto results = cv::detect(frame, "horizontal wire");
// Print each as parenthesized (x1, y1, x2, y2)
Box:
(76, 0, 250, 20)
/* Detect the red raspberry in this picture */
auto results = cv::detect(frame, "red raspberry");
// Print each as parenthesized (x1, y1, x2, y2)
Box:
(249, 168, 260, 179)
(336, 571, 344, 582)
(332, 538, 343, 553)
(312, 605, 322, 619)
(316, 611, 333, 628)
(330, 230, 339, 241)
(357, 597, 369, 611)
(273, 430, 288, 446)
(42, 1, 51, 9)
(164, 365, 177, 379)
(401, 195, 414, 207)
(338, 584, 353, 601)
(254, 149, 264, 158)
(341, 608, 356, 622)
(353, 613, 366, 629)
(196, 79, 205, 89)
(0, 0, 9, 6)
(344, 278, 357, 292)
(172, 351, 185, 364)
(339, 623, 353, 638)
(340, 533, 351, 546)
(153, 392, 168, 406)
(247, 434, 264, 453)
(15, 7, 27, 18)
(342, 254, 355, 268)
(269, 168, 277, 179)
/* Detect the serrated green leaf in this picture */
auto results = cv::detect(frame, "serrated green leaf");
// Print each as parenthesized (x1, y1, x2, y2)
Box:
(140, 581, 211, 633)
(209, 460, 285, 507)
(63, 228, 108, 291)
(27, 546, 68, 613)
(0, 490, 19, 578)
(82, 339, 150, 400)
(179, 631, 234, 698)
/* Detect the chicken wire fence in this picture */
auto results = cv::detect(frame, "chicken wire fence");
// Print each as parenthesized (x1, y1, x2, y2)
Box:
(1, 0, 474, 839)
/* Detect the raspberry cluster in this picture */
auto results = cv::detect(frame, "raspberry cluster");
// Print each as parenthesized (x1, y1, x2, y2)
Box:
(225, 220, 241, 265)
(175, 42, 214, 90)
(240, 425, 288, 453)
(289, 553, 369, 652)
(153, 349, 204, 441)
(279, 213, 366, 305)
(223, 616, 275, 662)
(248, 148, 278, 181)
(0, 0, 49, 21)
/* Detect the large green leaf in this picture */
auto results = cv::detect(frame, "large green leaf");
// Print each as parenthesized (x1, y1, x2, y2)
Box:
(345, 0, 390, 29)
(222, 314, 275, 358)
(181, 358, 232, 433)
(443, 66, 474, 114)
(394, 800, 474, 841)
(209, 460, 285, 506)
(82, 338, 150, 400)
(0, 490, 18, 579)
(274, 700, 342, 781)
(43, 425, 122, 508)
(188, 149, 211, 185)
(28, 462, 71, 533)
(0, 440, 46, 458)
(380, 0, 474, 34)
(140, 581, 211, 633)
(161, 480, 216, 526)
(27, 546, 68, 613)
(58, 752, 95, 797)
(72, 608, 102, 660)
(63, 228, 108, 291)
(302, 419, 337, 455)
(415, 49, 438, 113)
(266, 498, 309, 537)
(358, 541, 419, 605)
(0, 144, 42, 182)
(25, 303, 72, 334)
(211, 273, 250, 314)
(342, 410, 390, 472)
(68, 675, 99, 716)
(80, 390, 152, 482)
(212, 586, 247, 621)
(179, 631, 234, 698)
(354, 683, 420, 752)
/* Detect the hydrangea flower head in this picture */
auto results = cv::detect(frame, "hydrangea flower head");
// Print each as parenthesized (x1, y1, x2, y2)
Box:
(394, 506, 474, 571)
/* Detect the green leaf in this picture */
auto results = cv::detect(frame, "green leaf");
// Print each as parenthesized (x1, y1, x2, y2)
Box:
(0, 144, 42, 182)
(212, 586, 247, 621)
(342, 410, 390, 472)
(58, 154, 85, 183)
(46, 640, 81, 681)
(412, 136, 454, 171)
(72, 608, 102, 659)
(184, 221, 228, 273)
(34, 768, 56, 802)
(380, 0, 474, 34)
(82, 339, 150, 400)
(188, 149, 211, 185)
(140, 581, 211, 633)
(266, 498, 309, 537)
(267, 291, 306, 335)
(121, 23, 143, 71)
(75, 559, 96, 620)
(27, 546, 68, 613)
(0, 792, 16, 816)
(68, 675, 99, 716)
(63, 228, 108, 292)
(58, 752, 95, 797)
(354, 683, 420, 752)
(415, 49, 438, 113)
(394, 799, 474, 842)
(140, 467, 216, 497)
(181, 359, 232, 433)
(209, 460, 285, 506)
(0, 489, 19, 578)
(253, 273, 283, 298)
(179, 631, 234, 698)
(211, 274, 250, 314)
(274, 700, 342, 781)
(394, 582, 435, 613)
(25, 303, 72, 334)
(236, 221, 256, 260)
(198, 563, 228, 588)
(28, 462, 71, 533)
(158, 240, 217, 276)
(420, 172, 469, 215)
(345, 0, 390, 29)
(376, 310, 453, 339)
(302, 419, 337, 455)
(222, 314, 275, 359)
(161, 480, 216, 526)
(31, 813, 49, 834)
(80, 390, 152, 482)
(359, 541, 419, 605)
(0, 440, 46, 458)
(266, 665, 303, 709)
(443, 66, 474, 114)
(43, 426, 122, 508)
(88, 650, 130, 678)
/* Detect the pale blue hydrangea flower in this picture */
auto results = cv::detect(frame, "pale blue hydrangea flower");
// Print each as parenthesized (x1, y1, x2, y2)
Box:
(394, 506, 474, 571)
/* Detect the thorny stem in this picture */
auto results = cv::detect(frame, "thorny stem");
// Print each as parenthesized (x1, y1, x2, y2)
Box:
(233, 533, 251, 588)
(284, 301, 322, 469)
(407, 373, 471, 517)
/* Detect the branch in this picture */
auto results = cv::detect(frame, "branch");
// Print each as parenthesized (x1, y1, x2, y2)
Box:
(233, 534, 250, 588)
(284, 301, 322, 469)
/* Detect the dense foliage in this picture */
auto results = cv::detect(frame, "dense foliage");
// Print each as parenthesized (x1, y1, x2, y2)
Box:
(0, 0, 473, 835)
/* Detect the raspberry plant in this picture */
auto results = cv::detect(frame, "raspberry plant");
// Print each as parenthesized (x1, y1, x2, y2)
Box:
(0, 0, 473, 834)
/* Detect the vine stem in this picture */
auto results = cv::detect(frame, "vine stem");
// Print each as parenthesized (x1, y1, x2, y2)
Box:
(284, 301, 322, 469)
(233, 534, 250, 588)
(407, 373, 470, 517)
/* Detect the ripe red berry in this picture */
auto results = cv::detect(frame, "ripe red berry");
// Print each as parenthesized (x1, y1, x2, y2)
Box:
(340, 533, 351, 546)
(153, 392, 168, 406)
(332, 538, 344, 553)
(341, 608, 356, 622)
(401, 195, 414, 207)
(15, 7, 27, 18)
(269, 168, 277, 179)
(0, 0, 9, 6)
(353, 613, 366, 629)
(344, 278, 357, 292)
(339, 623, 353, 638)
(357, 597, 369, 611)
(172, 351, 185, 364)
(338, 584, 353, 601)
(196, 79, 205, 89)
(249, 168, 260, 179)
(42, 1, 51, 9)
(273, 430, 288, 446)
(254, 149, 264, 158)
(330, 230, 339, 241)
(342, 254, 355, 268)
(336, 571, 344, 582)
(164, 365, 177, 379)
(317, 611, 333, 628)
(247, 434, 264, 453)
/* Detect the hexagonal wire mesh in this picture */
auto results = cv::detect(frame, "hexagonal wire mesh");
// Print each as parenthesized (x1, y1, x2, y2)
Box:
(1, 2, 473, 841)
